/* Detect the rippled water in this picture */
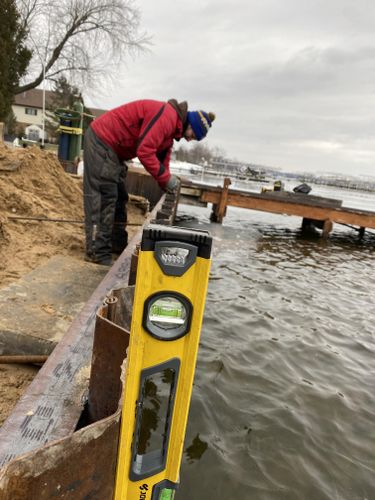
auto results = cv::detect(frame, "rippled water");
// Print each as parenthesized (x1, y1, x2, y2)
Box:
(176, 183, 375, 500)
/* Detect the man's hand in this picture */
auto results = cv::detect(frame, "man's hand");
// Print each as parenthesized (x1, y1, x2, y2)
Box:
(165, 174, 180, 193)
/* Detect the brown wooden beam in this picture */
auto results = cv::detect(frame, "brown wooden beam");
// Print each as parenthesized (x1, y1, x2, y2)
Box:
(210, 178, 231, 223)
(199, 190, 375, 229)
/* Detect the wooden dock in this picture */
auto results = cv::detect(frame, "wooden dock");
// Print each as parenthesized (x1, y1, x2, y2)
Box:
(180, 178, 375, 237)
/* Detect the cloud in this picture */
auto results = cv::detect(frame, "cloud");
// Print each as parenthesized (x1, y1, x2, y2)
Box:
(85, 0, 375, 177)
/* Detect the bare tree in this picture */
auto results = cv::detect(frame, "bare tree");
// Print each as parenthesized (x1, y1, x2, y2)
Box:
(175, 143, 227, 166)
(16, 0, 149, 94)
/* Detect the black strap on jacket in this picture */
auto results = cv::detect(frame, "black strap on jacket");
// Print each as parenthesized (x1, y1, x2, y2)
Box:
(137, 104, 166, 149)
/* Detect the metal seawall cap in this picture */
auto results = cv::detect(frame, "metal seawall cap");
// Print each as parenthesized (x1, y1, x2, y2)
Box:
(141, 224, 212, 259)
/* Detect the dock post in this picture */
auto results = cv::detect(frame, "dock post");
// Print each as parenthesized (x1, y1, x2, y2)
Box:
(210, 177, 231, 223)
(358, 227, 366, 239)
(322, 219, 333, 238)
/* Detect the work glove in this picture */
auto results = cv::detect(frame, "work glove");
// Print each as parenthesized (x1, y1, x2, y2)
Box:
(165, 174, 180, 193)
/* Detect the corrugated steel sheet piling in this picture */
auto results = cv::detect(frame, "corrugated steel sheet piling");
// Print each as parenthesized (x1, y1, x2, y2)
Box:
(0, 182, 180, 498)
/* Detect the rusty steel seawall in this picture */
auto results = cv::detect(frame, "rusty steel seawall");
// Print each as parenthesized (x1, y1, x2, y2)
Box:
(126, 166, 164, 209)
(0, 292, 133, 500)
(0, 180, 180, 499)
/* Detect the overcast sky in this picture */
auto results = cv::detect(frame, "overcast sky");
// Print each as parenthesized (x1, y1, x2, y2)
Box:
(85, 0, 375, 178)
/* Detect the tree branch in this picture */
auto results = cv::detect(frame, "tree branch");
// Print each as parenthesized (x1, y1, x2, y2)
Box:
(16, 0, 150, 94)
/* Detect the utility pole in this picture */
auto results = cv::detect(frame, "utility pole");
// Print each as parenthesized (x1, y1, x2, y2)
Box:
(42, 61, 46, 147)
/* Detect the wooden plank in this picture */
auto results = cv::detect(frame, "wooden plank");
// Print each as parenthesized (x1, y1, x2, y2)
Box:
(179, 195, 207, 207)
(199, 190, 375, 228)
(179, 180, 375, 229)
(258, 191, 342, 208)
(182, 182, 343, 207)
(180, 187, 204, 197)
(332, 211, 375, 228)
(202, 190, 335, 217)
(0, 256, 108, 356)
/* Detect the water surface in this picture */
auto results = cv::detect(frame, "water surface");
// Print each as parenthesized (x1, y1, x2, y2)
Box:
(177, 184, 375, 500)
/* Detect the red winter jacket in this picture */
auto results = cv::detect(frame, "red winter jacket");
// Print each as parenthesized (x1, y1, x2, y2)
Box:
(91, 99, 186, 188)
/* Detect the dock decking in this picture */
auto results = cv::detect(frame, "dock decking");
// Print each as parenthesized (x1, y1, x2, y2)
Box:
(180, 178, 375, 237)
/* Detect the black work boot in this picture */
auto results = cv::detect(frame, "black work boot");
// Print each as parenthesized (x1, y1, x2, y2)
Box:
(84, 254, 113, 266)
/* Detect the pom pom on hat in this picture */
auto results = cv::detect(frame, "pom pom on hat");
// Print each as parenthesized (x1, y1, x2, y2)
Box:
(187, 110, 215, 141)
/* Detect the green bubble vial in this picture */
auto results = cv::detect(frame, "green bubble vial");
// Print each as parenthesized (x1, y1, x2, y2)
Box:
(159, 488, 175, 500)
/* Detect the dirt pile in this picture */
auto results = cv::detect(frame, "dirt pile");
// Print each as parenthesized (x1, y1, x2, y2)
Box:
(0, 143, 148, 288)
(0, 143, 149, 427)
(0, 144, 87, 427)
(0, 144, 86, 287)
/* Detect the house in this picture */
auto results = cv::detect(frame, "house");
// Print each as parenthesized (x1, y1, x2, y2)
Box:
(12, 89, 54, 141)
(12, 89, 107, 142)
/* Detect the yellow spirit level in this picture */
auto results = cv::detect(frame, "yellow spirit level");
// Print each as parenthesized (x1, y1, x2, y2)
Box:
(114, 224, 212, 500)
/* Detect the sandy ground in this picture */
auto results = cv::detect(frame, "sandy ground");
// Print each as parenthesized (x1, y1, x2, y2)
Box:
(0, 364, 40, 426)
(0, 144, 147, 287)
(0, 143, 148, 426)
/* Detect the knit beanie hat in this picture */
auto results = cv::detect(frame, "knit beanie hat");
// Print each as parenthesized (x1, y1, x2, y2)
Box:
(187, 111, 216, 141)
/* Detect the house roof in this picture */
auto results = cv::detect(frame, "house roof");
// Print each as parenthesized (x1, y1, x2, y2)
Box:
(13, 89, 108, 117)
(13, 89, 55, 109)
